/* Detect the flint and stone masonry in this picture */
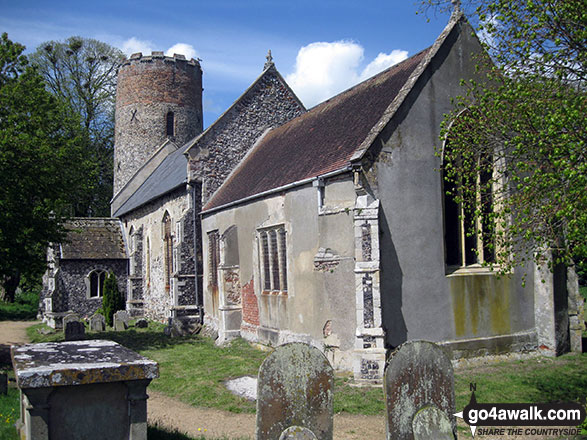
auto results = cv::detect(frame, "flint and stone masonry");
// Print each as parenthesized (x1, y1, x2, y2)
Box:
(114, 52, 203, 195)
(12, 340, 158, 440)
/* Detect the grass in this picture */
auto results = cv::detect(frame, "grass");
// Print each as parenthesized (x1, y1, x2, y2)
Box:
(0, 387, 19, 440)
(0, 291, 40, 321)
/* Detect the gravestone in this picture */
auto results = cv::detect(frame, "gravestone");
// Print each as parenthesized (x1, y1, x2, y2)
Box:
(135, 318, 148, 328)
(384, 341, 456, 440)
(62, 312, 81, 330)
(256, 343, 333, 440)
(64, 320, 85, 341)
(89, 313, 106, 332)
(113, 310, 130, 331)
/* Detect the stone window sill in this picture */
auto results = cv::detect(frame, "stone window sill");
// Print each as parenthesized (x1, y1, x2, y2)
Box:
(261, 290, 288, 296)
(446, 264, 503, 277)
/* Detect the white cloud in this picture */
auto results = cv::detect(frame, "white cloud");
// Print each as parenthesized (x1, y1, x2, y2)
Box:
(286, 41, 409, 107)
(165, 43, 198, 60)
(286, 41, 363, 107)
(120, 38, 198, 60)
(359, 50, 408, 81)
(121, 37, 154, 56)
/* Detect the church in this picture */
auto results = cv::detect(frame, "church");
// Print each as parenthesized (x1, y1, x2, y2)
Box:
(40, 10, 583, 381)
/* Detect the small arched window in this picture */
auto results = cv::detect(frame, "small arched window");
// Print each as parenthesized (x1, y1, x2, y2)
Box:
(166, 111, 174, 137)
(88, 270, 106, 298)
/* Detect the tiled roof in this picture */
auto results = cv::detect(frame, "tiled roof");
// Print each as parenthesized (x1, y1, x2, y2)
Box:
(113, 143, 188, 217)
(204, 48, 429, 212)
(61, 218, 126, 260)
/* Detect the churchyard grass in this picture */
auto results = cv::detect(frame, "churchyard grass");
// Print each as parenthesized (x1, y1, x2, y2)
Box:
(0, 367, 19, 440)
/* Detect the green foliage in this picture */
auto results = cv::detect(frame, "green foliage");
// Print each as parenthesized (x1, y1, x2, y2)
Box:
(0, 290, 39, 321)
(29, 37, 124, 217)
(102, 272, 124, 327)
(420, 1, 587, 273)
(0, 33, 91, 302)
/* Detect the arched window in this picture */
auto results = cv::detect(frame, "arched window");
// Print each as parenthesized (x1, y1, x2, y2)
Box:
(163, 212, 173, 291)
(442, 112, 495, 270)
(88, 270, 106, 298)
(166, 111, 174, 137)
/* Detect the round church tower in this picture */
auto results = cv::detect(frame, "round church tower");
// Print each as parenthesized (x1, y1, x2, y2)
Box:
(113, 51, 203, 195)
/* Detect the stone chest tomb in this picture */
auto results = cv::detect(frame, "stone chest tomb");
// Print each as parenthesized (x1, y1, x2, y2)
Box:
(11, 340, 158, 440)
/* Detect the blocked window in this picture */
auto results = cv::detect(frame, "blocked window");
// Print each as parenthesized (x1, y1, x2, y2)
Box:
(259, 226, 288, 293)
(88, 270, 106, 298)
(208, 230, 220, 289)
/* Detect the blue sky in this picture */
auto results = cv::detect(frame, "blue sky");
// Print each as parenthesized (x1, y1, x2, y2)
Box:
(0, 1, 453, 127)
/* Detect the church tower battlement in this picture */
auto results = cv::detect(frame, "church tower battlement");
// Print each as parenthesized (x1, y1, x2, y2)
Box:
(114, 51, 203, 196)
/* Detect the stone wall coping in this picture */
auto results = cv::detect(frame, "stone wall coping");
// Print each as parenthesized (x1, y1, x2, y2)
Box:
(11, 340, 159, 389)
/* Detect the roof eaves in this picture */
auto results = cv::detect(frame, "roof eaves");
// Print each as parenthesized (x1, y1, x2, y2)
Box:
(202, 165, 352, 216)
(350, 9, 465, 163)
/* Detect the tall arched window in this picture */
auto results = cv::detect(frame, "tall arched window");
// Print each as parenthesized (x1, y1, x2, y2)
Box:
(442, 112, 495, 271)
(163, 212, 173, 291)
(166, 111, 174, 137)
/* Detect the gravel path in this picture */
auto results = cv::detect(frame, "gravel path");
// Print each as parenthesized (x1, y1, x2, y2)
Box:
(0, 320, 33, 364)
(148, 390, 385, 440)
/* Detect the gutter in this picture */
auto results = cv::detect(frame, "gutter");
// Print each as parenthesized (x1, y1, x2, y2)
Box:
(201, 165, 353, 216)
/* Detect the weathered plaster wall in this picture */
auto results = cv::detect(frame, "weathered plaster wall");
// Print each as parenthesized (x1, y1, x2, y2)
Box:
(121, 187, 196, 321)
(58, 260, 127, 318)
(202, 175, 357, 370)
(365, 19, 536, 354)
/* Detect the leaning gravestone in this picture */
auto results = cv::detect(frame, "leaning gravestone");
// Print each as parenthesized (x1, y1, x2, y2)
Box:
(384, 341, 456, 440)
(89, 313, 106, 332)
(113, 310, 130, 331)
(135, 318, 148, 328)
(64, 320, 86, 341)
(256, 343, 333, 440)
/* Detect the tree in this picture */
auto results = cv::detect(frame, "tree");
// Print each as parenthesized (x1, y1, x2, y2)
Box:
(102, 272, 124, 327)
(0, 33, 90, 302)
(420, 1, 587, 274)
(29, 37, 125, 217)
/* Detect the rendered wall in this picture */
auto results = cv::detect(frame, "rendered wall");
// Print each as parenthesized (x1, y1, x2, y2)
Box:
(202, 176, 357, 371)
(364, 19, 537, 355)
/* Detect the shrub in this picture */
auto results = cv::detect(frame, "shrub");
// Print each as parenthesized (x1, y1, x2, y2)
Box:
(102, 272, 124, 327)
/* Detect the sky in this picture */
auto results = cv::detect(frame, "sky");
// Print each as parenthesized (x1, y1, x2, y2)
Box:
(0, 0, 454, 127)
